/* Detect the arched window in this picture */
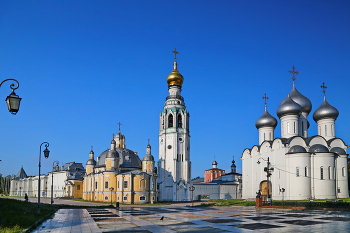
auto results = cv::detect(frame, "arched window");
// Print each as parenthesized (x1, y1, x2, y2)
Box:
(178, 114, 182, 128)
(296, 167, 300, 177)
(320, 167, 324, 180)
(140, 179, 146, 189)
(328, 166, 331, 179)
(331, 124, 334, 135)
(168, 114, 173, 128)
(287, 122, 290, 133)
(325, 125, 328, 136)
(342, 167, 345, 177)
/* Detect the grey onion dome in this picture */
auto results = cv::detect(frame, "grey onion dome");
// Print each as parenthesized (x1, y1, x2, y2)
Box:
(289, 87, 312, 114)
(111, 139, 116, 144)
(143, 154, 154, 161)
(86, 159, 96, 165)
(255, 110, 277, 129)
(309, 144, 329, 153)
(288, 145, 307, 153)
(277, 95, 302, 118)
(212, 160, 218, 165)
(330, 147, 347, 155)
(313, 99, 339, 122)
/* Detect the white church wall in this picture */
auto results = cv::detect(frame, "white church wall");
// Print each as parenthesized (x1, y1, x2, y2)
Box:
(313, 153, 336, 199)
(336, 154, 349, 198)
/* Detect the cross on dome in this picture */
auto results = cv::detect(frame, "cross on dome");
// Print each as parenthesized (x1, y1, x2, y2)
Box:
(320, 82, 327, 100)
(117, 122, 122, 132)
(172, 48, 179, 61)
(288, 66, 299, 85)
(262, 93, 269, 110)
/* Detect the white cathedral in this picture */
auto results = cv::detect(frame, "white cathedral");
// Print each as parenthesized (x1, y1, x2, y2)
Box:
(157, 50, 191, 201)
(241, 67, 349, 200)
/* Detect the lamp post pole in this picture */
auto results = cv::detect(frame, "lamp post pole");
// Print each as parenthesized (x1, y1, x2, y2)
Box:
(109, 187, 114, 205)
(51, 161, 59, 205)
(38, 142, 50, 214)
(189, 186, 195, 207)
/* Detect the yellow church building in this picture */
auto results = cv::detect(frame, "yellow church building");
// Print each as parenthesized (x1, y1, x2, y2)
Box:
(83, 130, 157, 204)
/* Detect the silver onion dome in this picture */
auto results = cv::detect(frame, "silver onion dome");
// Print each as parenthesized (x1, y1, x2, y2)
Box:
(255, 110, 277, 129)
(143, 154, 154, 161)
(313, 99, 339, 122)
(212, 160, 218, 166)
(277, 95, 302, 118)
(86, 159, 96, 165)
(289, 87, 312, 115)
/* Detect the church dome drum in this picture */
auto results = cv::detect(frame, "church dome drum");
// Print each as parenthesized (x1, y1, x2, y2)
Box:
(309, 144, 329, 153)
(313, 100, 339, 122)
(288, 145, 307, 153)
(289, 87, 312, 114)
(255, 110, 277, 129)
(86, 159, 96, 165)
(277, 95, 302, 118)
(97, 148, 141, 169)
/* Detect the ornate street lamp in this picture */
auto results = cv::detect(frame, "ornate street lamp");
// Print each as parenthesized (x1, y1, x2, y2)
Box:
(38, 142, 50, 213)
(0, 79, 22, 114)
(189, 186, 195, 207)
(51, 161, 59, 205)
(109, 187, 114, 205)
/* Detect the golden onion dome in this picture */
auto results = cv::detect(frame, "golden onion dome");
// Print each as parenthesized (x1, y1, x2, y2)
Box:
(166, 61, 184, 86)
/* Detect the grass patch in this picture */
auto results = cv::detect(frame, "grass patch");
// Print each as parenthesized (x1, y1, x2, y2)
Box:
(0, 198, 57, 233)
(200, 199, 256, 207)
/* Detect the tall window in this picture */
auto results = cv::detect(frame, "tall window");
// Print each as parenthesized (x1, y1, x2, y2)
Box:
(296, 167, 300, 177)
(320, 167, 324, 180)
(105, 181, 108, 189)
(294, 122, 296, 133)
(328, 166, 331, 179)
(302, 122, 304, 136)
(287, 122, 290, 133)
(325, 125, 328, 136)
(140, 179, 146, 189)
(117, 181, 119, 189)
(177, 114, 182, 128)
(168, 114, 173, 128)
(331, 124, 334, 135)
(77, 185, 80, 190)
(342, 167, 345, 177)
(305, 166, 308, 177)
(95, 182, 98, 189)
(124, 181, 128, 188)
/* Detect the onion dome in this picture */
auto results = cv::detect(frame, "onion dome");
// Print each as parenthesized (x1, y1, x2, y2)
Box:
(288, 145, 307, 153)
(86, 150, 96, 165)
(309, 144, 329, 153)
(143, 143, 154, 161)
(111, 139, 116, 145)
(330, 147, 347, 155)
(289, 87, 312, 114)
(277, 95, 302, 118)
(313, 99, 339, 122)
(166, 62, 184, 86)
(255, 110, 277, 129)
(212, 160, 218, 166)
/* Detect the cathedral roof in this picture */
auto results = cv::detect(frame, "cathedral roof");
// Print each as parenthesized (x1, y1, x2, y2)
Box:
(16, 167, 28, 179)
(277, 95, 302, 118)
(97, 148, 141, 169)
(309, 144, 329, 153)
(288, 145, 307, 153)
(255, 109, 277, 129)
(330, 147, 347, 155)
(313, 99, 339, 122)
(289, 86, 312, 114)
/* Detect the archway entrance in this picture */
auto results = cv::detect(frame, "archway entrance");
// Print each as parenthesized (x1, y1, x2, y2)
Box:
(260, 180, 271, 202)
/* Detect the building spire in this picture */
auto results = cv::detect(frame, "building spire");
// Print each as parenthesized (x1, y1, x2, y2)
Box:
(172, 48, 179, 70)
(288, 66, 299, 87)
(117, 122, 122, 133)
(320, 82, 327, 100)
(262, 93, 269, 111)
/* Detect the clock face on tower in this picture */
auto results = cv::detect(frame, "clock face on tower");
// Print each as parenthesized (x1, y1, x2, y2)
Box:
(167, 145, 172, 149)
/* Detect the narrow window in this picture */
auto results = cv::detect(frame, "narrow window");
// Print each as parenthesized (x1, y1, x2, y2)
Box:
(325, 125, 328, 136)
(305, 166, 308, 177)
(320, 167, 324, 180)
(117, 181, 119, 189)
(168, 114, 173, 128)
(264, 133, 265, 141)
(302, 122, 304, 136)
(178, 114, 182, 128)
(124, 181, 128, 188)
(287, 122, 290, 134)
(296, 167, 300, 177)
(140, 179, 146, 189)
(294, 122, 296, 133)
(328, 166, 331, 179)
(95, 182, 98, 189)
(105, 181, 108, 189)
(342, 167, 345, 177)
(77, 185, 80, 190)
(331, 124, 334, 135)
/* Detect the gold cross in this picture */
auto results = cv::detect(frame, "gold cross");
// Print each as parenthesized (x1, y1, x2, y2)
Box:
(172, 48, 179, 60)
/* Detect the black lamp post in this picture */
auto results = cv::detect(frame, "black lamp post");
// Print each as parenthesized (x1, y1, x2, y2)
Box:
(51, 161, 59, 205)
(257, 157, 274, 204)
(38, 142, 50, 214)
(0, 79, 22, 115)
(109, 187, 114, 205)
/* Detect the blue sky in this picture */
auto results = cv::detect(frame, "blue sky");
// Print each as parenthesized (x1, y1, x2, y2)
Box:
(0, 1, 349, 178)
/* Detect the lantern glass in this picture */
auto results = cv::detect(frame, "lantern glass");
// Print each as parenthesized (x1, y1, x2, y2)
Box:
(43, 147, 50, 158)
(5, 91, 22, 115)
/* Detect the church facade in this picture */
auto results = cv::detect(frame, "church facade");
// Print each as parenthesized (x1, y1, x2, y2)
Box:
(83, 131, 157, 204)
(157, 50, 192, 201)
(241, 67, 348, 201)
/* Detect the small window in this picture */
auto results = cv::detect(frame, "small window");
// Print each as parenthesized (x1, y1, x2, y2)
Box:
(320, 167, 324, 180)
(325, 125, 328, 136)
(77, 185, 80, 190)
(296, 167, 300, 177)
(117, 181, 119, 189)
(105, 196, 108, 200)
(105, 181, 108, 189)
(95, 182, 98, 189)
(305, 167, 308, 177)
(168, 114, 173, 128)
(140, 196, 146, 201)
(124, 181, 128, 188)
(328, 166, 331, 180)
(178, 114, 182, 128)
(287, 122, 290, 134)
(342, 167, 345, 177)
(123, 196, 127, 201)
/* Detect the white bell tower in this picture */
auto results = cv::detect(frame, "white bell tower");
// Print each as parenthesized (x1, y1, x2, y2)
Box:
(158, 49, 191, 201)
